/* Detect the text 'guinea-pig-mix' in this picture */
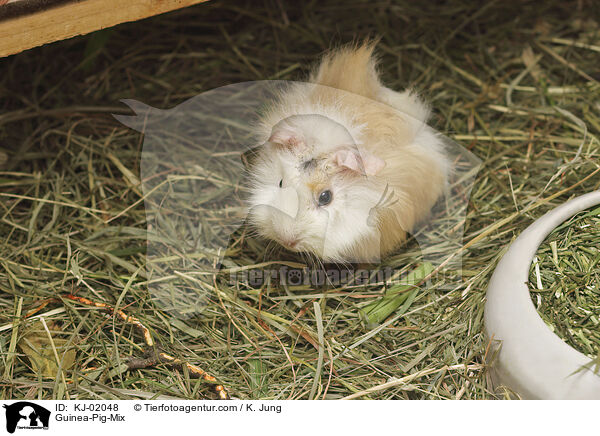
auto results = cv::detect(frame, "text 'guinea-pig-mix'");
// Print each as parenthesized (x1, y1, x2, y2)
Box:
(246, 41, 450, 263)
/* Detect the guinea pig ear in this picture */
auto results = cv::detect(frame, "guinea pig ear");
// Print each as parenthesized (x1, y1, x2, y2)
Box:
(333, 147, 386, 176)
(268, 120, 305, 151)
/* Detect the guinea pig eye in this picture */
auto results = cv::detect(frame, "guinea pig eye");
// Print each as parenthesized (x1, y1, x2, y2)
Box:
(278, 179, 283, 188)
(318, 189, 332, 206)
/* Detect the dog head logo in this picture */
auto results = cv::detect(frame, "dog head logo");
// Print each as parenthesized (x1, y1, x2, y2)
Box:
(3, 402, 50, 433)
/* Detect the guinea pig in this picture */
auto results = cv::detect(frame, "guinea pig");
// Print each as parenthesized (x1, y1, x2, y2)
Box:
(245, 41, 450, 263)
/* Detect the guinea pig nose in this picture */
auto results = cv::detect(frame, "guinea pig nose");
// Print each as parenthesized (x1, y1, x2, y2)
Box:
(280, 237, 299, 250)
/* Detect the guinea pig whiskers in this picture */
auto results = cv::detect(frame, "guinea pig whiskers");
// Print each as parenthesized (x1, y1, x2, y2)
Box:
(304, 250, 324, 273)
(299, 250, 311, 269)
(260, 239, 275, 262)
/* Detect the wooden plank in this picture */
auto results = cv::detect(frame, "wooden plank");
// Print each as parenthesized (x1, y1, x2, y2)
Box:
(0, 0, 209, 58)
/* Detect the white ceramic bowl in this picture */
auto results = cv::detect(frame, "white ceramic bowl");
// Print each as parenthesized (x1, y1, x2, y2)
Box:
(484, 191, 600, 399)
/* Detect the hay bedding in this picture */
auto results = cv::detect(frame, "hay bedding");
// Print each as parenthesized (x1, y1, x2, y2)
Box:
(1, 0, 599, 400)
(530, 207, 600, 360)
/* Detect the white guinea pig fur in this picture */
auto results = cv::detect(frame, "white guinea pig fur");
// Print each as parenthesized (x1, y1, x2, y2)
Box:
(245, 41, 450, 263)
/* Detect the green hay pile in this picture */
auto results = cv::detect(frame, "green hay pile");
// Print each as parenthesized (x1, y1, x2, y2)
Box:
(530, 207, 600, 360)
(1, 0, 599, 400)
